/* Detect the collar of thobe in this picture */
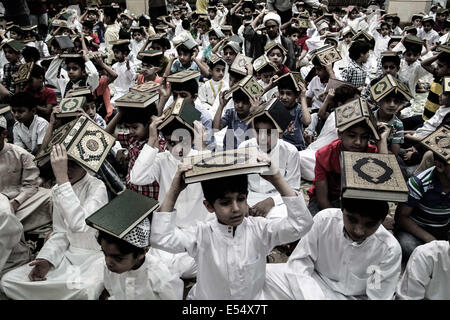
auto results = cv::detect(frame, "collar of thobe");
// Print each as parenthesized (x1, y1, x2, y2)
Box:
(212, 217, 246, 238)
(209, 80, 224, 100)
(0, 142, 11, 156)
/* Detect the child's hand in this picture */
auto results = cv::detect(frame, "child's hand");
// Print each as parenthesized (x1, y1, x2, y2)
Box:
(249, 198, 275, 217)
(50, 144, 70, 185)
(125, 57, 130, 70)
(249, 96, 262, 113)
(172, 163, 193, 193)
(159, 82, 171, 100)
(218, 91, 231, 107)
(257, 151, 279, 180)
(28, 259, 51, 281)
(148, 115, 165, 147)
(169, 53, 177, 60)
(193, 120, 207, 151)
(377, 122, 390, 141)
(298, 81, 307, 98)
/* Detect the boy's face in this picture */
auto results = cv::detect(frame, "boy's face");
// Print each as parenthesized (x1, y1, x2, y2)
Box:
(151, 42, 164, 52)
(100, 239, 145, 274)
(388, 41, 399, 51)
(279, 88, 298, 108)
(12, 106, 35, 124)
(172, 90, 195, 104)
(211, 64, 225, 81)
(177, 50, 192, 67)
(255, 121, 278, 153)
(208, 34, 219, 47)
(359, 51, 370, 63)
(344, 34, 353, 44)
(174, 11, 182, 20)
(3, 47, 19, 63)
(379, 95, 402, 116)
(404, 50, 420, 64)
(386, 17, 394, 26)
(243, 8, 253, 20)
(9, 31, 21, 40)
(339, 125, 370, 152)
(114, 49, 126, 62)
(82, 26, 91, 35)
(124, 122, 148, 141)
(290, 32, 299, 43)
(436, 13, 447, 22)
(260, 70, 274, 84)
(164, 133, 192, 159)
(349, 10, 358, 19)
(30, 76, 44, 91)
(381, 61, 399, 76)
(436, 59, 450, 77)
(314, 63, 329, 82)
(380, 25, 390, 36)
(423, 22, 433, 32)
(208, 10, 216, 20)
(343, 210, 382, 242)
(133, 32, 143, 42)
(204, 192, 248, 227)
(83, 102, 97, 120)
(439, 92, 450, 107)
(67, 62, 83, 82)
(268, 48, 283, 67)
(413, 18, 421, 26)
(223, 47, 237, 66)
(234, 97, 251, 118)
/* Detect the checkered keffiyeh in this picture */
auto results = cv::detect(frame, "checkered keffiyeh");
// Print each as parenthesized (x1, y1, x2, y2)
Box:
(123, 217, 151, 248)
(341, 59, 368, 88)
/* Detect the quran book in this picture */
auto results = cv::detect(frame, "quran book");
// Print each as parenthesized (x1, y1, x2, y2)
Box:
(264, 42, 287, 55)
(65, 86, 92, 97)
(244, 97, 292, 132)
(55, 97, 86, 118)
(167, 70, 200, 83)
(53, 35, 74, 50)
(341, 151, 408, 202)
(370, 74, 413, 102)
(130, 82, 160, 93)
(227, 34, 243, 44)
(230, 53, 253, 76)
(59, 53, 83, 59)
(443, 76, 450, 93)
(225, 75, 264, 100)
(85, 189, 159, 239)
(182, 146, 271, 184)
(138, 50, 163, 58)
(115, 91, 159, 108)
(13, 62, 33, 84)
(324, 78, 351, 92)
(335, 98, 380, 140)
(0, 39, 25, 53)
(311, 45, 342, 65)
(209, 53, 226, 65)
(0, 105, 11, 116)
(179, 38, 198, 50)
(352, 30, 373, 42)
(274, 72, 305, 92)
(419, 125, 450, 164)
(157, 97, 201, 132)
(297, 18, 311, 29)
(437, 44, 450, 54)
(253, 55, 278, 73)
(35, 115, 115, 173)
(404, 35, 424, 46)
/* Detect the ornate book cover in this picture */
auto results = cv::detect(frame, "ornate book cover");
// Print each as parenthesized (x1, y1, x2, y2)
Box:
(341, 151, 408, 202)
(158, 98, 201, 132)
(86, 189, 159, 239)
(130, 82, 160, 93)
(167, 70, 200, 83)
(65, 86, 91, 97)
(253, 55, 277, 73)
(225, 75, 264, 100)
(419, 125, 450, 164)
(35, 116, 115, 173)
(13, 62, 34, 84)
(55, 97, 86, 118)
(313, 45, 342, 65)
(182, 146, 270, 184)
(370, 74, 413, 102)
(115, 91, 159, 108)
(230, 53, 253, 76)
(443, 76, 450, 92)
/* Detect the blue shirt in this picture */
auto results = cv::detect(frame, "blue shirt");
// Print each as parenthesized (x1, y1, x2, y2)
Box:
(221, 109, 253, 150)
(171, 59, 201, 78)
(282, 103, 306, 151)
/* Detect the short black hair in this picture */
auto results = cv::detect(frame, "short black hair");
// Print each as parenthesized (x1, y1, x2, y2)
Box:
(22, 46, 40, 63)
(97, 231, 145, 258)
(171, 79, 199, 95)
(333, 84, 360, 105)
(176, 44, 194, 55)
(229, 70, 246, 82)
(253, 113, 276, 129)
(437, 52, 450, 68)
(404, 43, 422, 55)
(30, 64, 45, 79)
(82, 20, 94, 30)
(208, 58, 226, 70)
(10, 92, 37, 110)
(160, 120, 194, 141)
(65, 56, 85, 69)
(349, 40, 370, 61)
(151, 38, 171, 50)
(112, 43, 130, 55)
(120, 104, 158, 126)
(201, 174, 249, 205)
(232, 89, 250, 103)
(341, 197, 389, 221)
(277, 76, 299, 93)
(381, 55, 400, 68)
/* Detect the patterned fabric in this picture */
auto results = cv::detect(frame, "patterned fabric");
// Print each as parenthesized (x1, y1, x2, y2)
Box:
(423, 77, 442, 121)
(407, 167, 450, 228)
(117, 133, 160, 199)
(282, 103, 306, 151)
(123, 217, 151, 248)
(374, 110, 404, 145)
(2, 62, 25, 94)
(341, 59, 367, 88)
(220, 108, 253, 150)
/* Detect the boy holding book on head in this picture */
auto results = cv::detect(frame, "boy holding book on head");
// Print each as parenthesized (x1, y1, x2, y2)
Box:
(340, 40, 370, 90)
(266, 196, 402, 300)
(265, 42, 290, 76)
(111, 41, 136, 104)
(136, 50, 164, 84)
(307, 104, 390, 216)
(1, 39, 25, 94)
(394, 136, 450, 262)
(1, 143, 108, 300)
(165, 39, 210, 79)
(45, 50, 99, 98)
(306, 56, 335, 114)
(91, 53, 118, 122)
(11, 91, 49, 156)
(150, 153, 313, 299)
(82, 94, 106, 128)
(105, 103, 160, 200)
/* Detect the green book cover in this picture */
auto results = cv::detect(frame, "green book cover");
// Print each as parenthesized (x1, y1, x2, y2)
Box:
(178, 100, 202, 129)
(85, 190, 160, 239)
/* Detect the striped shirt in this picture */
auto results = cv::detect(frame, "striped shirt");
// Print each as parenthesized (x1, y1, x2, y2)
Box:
(423, 77, 442, 121)
(407, 167, 450, 228)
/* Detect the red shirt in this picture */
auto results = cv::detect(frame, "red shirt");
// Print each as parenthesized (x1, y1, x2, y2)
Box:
(24, 85, 57, 120)
(94, 77, 114, 121)
(296, 34, 309, 52)
(277, 64, 291, 76)
(307, 139, 378, 200)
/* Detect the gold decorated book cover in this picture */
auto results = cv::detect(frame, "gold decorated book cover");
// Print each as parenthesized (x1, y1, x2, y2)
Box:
(130, 82, 160, 93)
(420, 125, 450, 164)
(56, 97, 86, 117)
(13, 62, 34, 84)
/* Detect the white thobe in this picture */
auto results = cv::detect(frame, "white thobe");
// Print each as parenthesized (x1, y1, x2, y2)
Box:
(198, 79, 229, 111)
(396, 241, 450, 300)
(413, 106, 450, 139)
(103, 252, 184, 300)
(1, 174, 108, 300)
(13, 115, 48, 154)
(151, 194, 313, 300)
(111, 60, 136, 103)
(287, 208, 402, 300)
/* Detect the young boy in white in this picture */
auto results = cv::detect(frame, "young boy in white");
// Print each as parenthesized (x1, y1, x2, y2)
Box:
(1, 144, 108, 299)
(265, 198, 402, 300)
(396, 238, 450, 300)
(150, 154, 313, 300)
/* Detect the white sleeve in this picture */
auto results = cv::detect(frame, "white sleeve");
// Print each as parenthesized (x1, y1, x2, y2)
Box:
(128, 144, 160, 185)
(85, 60, 100, 93)
(0, 199, 23, 273)
(36, 120, 49, 145)
(197, 82, 208, 105)
(45, 57, 64, 91)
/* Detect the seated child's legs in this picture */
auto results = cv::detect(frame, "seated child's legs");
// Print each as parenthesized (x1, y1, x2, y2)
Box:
(262, 263, 295, 300)
(395, 230, 424, 261)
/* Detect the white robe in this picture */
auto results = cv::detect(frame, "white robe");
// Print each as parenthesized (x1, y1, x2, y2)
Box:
(1, 174, 108, 300)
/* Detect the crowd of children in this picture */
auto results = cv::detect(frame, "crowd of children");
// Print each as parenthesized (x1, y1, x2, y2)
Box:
(0, 0, 449, 300)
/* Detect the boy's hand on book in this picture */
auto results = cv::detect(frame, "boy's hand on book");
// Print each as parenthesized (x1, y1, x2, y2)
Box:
(148, 115, 165, 147)
(28, 259, 51, 281)
(193, 120, 207, 151)
(377, 122, 390, 141)
(219, 91, 231, 107)
(50, 144, 69, 185)
(172, 163, 192, 193)
(249, 197, 275, 217)
(257, 151, 279, 180)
